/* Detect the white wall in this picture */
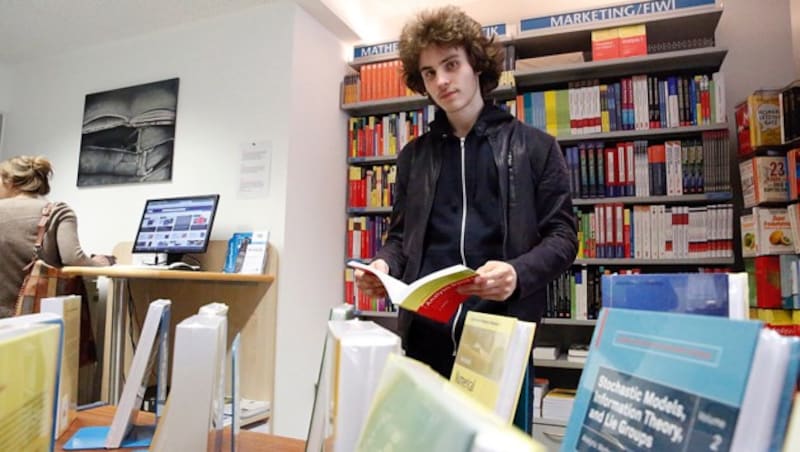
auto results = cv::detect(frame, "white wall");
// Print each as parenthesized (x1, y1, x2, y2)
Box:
(793, 0, 800, 76)
(3, 3, 296, 251)
(274, 4, 348, 438)
(717, 0, 795, 112)
(0, 62, 10, 154)
(2, 0, 347, 439)
(0, 63, 10, 111)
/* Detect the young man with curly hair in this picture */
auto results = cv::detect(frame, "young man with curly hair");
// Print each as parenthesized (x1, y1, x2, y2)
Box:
(354, 5, 578, 430)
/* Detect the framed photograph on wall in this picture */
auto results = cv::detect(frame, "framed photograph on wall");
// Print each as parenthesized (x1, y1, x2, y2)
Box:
(77, 78, 179, 187)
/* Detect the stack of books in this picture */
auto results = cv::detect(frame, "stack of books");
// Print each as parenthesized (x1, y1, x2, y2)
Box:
(532, 343, 562, 361)
(532, 378, 550, 418)
(542, 388, 576, 421)
(567, 344, 590, 363)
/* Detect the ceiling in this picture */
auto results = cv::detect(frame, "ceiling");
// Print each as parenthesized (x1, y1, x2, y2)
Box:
(0, 0, 610, 64)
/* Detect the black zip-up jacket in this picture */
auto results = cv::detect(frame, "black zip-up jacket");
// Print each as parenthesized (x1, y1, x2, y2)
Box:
(374, 104, 578, 324)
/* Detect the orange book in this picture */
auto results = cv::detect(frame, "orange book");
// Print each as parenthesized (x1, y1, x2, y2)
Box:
(591, 28, 620, 61)
(618, 25, 647, 58)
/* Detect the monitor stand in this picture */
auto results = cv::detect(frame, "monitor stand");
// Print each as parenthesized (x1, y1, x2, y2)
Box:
(165, 253, 185, 265)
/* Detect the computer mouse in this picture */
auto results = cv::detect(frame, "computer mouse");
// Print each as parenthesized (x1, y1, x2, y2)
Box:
(167, 262, 199, 271)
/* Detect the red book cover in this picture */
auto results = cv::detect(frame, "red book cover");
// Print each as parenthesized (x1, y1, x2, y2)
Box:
(591, 28, 620, 61)
(736, 101, 752, 157)
(753, 256, 783, 308)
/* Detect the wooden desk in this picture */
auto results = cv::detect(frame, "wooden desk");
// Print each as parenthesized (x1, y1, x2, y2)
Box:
(55, 405, 304, 452)
(61, 265, 274, 404)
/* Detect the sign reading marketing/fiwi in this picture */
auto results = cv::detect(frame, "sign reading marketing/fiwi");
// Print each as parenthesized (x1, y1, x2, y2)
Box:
(353, 23, 509, 61)
(520, 0, 717, 32)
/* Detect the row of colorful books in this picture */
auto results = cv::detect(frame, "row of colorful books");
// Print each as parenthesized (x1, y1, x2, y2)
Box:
(346, 215, 390, 260)
(514, 72, 726, 137)
(575, 203, 734, 260)
(564, 134, 731, 199)
(347, 107, 434, 158)
(347, 164, 397, 208)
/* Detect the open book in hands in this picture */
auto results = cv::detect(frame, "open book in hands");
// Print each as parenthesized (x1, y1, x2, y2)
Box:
(347, 261, 478, 323)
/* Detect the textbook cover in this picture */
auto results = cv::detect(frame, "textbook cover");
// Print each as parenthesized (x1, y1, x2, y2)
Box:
(347, 261, 477, 323)
(561, 308, 794, 452)
(0, 317, 62, 452)
(450, 311, 535, 422)
(601, 273, 748, 319)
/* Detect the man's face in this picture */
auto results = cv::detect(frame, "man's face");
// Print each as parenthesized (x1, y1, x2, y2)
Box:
(418, 45, 480, 115)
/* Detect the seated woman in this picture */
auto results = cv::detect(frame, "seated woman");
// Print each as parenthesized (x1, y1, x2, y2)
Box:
(0, 155, 113, 318)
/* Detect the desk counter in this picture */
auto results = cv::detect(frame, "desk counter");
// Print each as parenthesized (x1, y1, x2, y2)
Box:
(55, 405, 305, 452)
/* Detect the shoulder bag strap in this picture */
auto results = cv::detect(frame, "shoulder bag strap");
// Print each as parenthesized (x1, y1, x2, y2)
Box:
(23, 202, 55, 271)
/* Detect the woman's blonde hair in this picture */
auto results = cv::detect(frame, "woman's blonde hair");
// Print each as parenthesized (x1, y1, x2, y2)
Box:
(0, 155, 53, 195)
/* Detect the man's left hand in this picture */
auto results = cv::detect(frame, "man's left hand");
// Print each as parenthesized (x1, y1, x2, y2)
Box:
(458, 260, 517, 301)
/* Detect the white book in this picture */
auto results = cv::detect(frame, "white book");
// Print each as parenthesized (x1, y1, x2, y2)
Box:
(40, 295, 81, 438)
(150, 311, 227, 451)
(713, 72, 726, 123)
(731, 329, 795, 451)
(327, 320, 401, 452)
(106, 299, 171, 448)
(199, 302, 229, 452)
(240, 230, 269, 274)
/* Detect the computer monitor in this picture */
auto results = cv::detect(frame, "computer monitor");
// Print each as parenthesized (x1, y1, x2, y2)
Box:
(132, 194, 220, 264)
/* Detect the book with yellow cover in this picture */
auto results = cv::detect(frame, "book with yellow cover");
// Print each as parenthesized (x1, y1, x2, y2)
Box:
(347, 261, 477, 323)
(0, 315, 62, 451)
(41, 294, 81, 438)
(450, 311, 536, 423)
(356, 354, 544, 452)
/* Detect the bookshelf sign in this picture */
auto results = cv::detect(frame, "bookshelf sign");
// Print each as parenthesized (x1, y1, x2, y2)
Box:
(353, 41, 399, 60)
(353, 23, 508, 61)
(481, 23, 508, 39)
(520, 0, 717, 32)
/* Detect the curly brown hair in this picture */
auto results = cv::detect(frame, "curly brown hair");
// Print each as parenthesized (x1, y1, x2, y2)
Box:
(0, 155, 53, 195)
(398, 5, 504, 97)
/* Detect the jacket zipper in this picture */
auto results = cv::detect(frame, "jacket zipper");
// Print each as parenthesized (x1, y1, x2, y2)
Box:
(451, 304, 463, 356)
(453, 136, 468, 355)
(459, 136, 467, 266)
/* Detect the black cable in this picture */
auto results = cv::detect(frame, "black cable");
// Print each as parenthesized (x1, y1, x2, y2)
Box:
(183, 254, 201, 266)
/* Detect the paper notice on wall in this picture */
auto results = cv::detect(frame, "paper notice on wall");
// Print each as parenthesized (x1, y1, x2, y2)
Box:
(237, 141, 271, 199)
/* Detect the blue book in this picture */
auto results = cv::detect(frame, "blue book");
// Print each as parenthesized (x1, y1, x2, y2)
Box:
(562, 308, 799, 452)
(601, 273, 731, 317)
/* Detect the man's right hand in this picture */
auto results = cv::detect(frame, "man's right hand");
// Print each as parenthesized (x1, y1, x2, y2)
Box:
(354, 259, 389, 298)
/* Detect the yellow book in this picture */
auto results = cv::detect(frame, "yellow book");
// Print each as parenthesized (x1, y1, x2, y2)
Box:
(357, 354, 544, 452)
(544, 90, 558, 136)
(450, 311, 536, 422)
(0, 317, 61, 450)
(41, 295, 81, 438)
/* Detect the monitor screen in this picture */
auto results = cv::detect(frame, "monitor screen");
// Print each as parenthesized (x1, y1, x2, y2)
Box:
(132, 194, 220, 258)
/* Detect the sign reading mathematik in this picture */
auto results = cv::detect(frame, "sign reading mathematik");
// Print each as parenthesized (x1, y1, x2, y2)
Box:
(352, 24, 510, 62)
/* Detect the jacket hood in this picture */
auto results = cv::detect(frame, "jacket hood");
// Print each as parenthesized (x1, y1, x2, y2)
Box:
(429, 103, 514, 138)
